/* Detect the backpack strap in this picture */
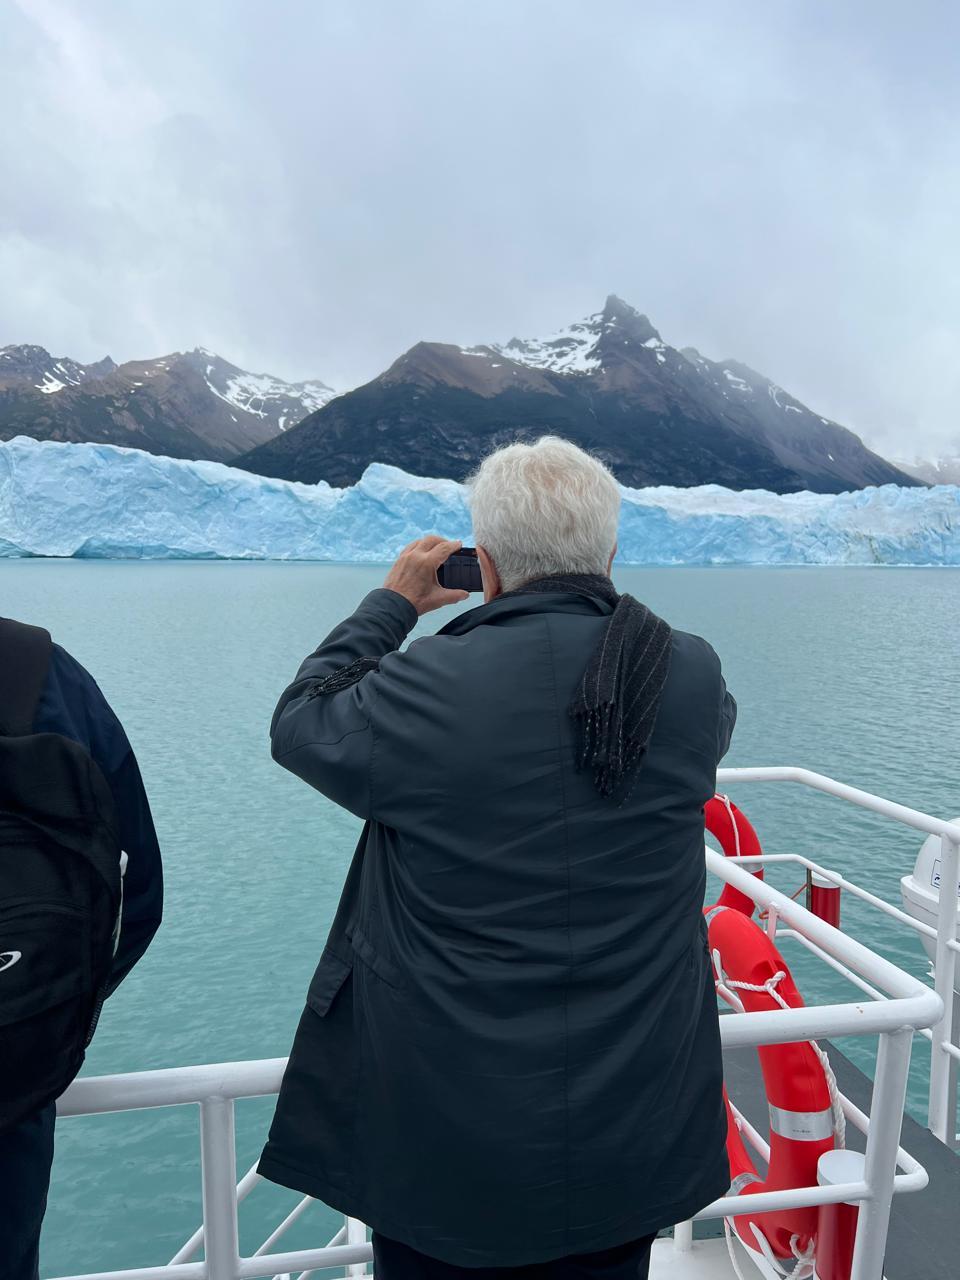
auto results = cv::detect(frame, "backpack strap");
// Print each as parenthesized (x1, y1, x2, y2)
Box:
(0, 617, 54, 736)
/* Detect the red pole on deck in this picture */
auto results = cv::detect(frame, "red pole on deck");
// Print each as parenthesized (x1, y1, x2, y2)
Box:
(815, 1151, 864, 1280)
(808, 871, 841, 929)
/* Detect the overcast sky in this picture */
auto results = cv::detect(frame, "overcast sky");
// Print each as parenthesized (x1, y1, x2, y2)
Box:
(2, 1, 958, 457)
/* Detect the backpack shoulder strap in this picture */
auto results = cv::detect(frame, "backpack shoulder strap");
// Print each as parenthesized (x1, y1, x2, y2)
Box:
(0, 617, 54, 736)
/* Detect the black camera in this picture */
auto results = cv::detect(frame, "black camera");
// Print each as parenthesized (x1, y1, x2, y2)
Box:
(437, 547, 483, 592)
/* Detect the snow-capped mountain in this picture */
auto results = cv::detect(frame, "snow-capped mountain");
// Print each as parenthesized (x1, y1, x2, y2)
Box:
(188, 349, 336, 433)
(892, 452, 960, 487)
(0, 344, 117, 394)
(0, 344, 339, 463)
(239, 295, 915, 493)
(467, 296, 666, 374)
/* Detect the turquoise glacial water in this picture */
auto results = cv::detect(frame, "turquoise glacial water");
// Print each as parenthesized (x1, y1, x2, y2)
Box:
(0, 561, 957, 1275)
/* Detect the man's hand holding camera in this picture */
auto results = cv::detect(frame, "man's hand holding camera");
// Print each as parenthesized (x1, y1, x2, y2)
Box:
(383, 536, 470, 615)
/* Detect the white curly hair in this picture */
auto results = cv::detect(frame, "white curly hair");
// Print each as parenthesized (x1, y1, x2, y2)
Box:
(469, 436, 620, 591)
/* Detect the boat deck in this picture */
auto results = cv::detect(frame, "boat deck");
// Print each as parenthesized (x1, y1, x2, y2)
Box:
(650, 1236, 733, 1277)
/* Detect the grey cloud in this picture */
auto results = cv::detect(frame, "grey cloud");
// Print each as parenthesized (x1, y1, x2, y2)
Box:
(1, 0, 958, 456)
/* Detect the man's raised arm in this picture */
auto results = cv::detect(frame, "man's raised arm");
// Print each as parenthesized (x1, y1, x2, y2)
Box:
(270, 537, 468, 818)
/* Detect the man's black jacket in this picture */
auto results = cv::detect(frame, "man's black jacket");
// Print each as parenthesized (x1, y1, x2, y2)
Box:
(259, 587, 736, 1267)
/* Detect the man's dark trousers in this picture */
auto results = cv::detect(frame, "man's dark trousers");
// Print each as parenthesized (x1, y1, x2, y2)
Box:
(0, 1105, 56, 1280)
(372, 1232, 659, 1279)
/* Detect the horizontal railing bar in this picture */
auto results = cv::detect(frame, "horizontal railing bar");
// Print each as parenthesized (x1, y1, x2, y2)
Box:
(238, 1243, 373, 1278)
(839, 1093, 928, 1188)
(806, 878, 943, 944)
(721, 853, 960, 955)
(716, 851, 945, 943)
(718, 999, 934, 1047)
(696, 1180, 871, 1218)
(57, 863, 943, 1125)
(716, 766, 960, 843)
(53, 1246, 376, 1280)
(56, 993, 938, 1124)
(52, 1265, 206, 1280)
(727, 1066, 927, 1190)
(58, 1059, 287, 1116)
(777, 929, 888, 1003)
(706, 850, 940, 1009)
(776, 929, 952, 1065)
(727, 852, 958, 961)
(773, 930, 938, 1045)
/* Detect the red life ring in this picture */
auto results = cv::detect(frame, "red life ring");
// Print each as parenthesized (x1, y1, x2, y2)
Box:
(705, 793, 764, 917)
(708, 906, 839, 1266)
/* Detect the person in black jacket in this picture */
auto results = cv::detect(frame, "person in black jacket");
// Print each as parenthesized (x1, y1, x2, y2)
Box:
(259, 437, 736, 1279)
(0, 628, 162, 1280)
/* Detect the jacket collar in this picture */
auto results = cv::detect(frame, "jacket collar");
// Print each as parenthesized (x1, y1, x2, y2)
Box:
(438, 590, 614, 637)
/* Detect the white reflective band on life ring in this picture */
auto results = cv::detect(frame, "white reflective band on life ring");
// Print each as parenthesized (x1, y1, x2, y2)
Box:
(767, 1103, 835, 1141)
(728, 1171, 763, 1195)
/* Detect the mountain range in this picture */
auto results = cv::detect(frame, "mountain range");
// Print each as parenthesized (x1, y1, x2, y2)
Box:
(892, 452, 960, 487)
(2, 298, 921, 491)
(0, 344, 337, 463)
(237, 296, 916, 493)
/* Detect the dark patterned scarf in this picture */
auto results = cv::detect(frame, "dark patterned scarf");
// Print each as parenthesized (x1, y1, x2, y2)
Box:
(501, 574, 673, 799)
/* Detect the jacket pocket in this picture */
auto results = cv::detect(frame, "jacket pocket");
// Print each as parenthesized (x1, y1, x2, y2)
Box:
(305, 948, 354, 1017)
(350, 926, 402, 989)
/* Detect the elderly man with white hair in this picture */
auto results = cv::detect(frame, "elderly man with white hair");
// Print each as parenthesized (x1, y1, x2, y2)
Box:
(260, 437, 737, 1280)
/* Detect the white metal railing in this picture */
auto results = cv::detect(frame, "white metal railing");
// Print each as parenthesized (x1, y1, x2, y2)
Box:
(51, 766, 956, 1280)
(714, 765, 960, 1145)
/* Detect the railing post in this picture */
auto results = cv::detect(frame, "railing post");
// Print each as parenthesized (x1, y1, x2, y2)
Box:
(850, 1027, 912, 1280)
(807, 870, 841, 928)
(816, 1150, 864, 1280)
(345, 1216, 368, 1276)
(672, 1220, 693, 1252)
(950, 989, 960, 1149)
(200, 1097, 241, 1280)
(927, 833, 959, 1144)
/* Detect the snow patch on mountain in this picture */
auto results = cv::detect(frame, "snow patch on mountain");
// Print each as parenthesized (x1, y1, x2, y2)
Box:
(193, 350, 338, 431)
(1, 437, 957, 565)
(683, 346, 829, 423)
(37, 360, 87, 394)
(203, 369, 336, 424)
(723, 369, 751, 393)
(470, 300, 670, 376)
(495, 316, 604, 374)
(0, 345, 107, 395)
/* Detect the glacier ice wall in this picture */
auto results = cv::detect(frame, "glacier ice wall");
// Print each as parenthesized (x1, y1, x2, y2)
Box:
(1, 436, 958, 566)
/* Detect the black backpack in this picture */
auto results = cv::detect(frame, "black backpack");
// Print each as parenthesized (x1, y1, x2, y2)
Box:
(0, 618, 122, 1133)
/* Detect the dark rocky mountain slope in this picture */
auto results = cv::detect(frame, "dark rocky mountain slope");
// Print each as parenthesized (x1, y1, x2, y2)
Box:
(0, 345, 337, 463)
(236, 296, 916, 493)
